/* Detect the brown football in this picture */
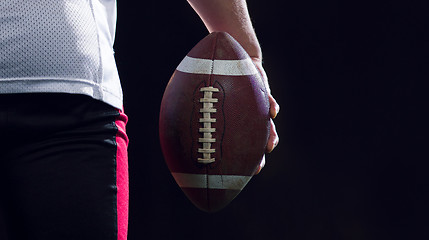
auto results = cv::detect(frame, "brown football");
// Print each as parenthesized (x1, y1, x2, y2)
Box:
(159, 32, 270, 212)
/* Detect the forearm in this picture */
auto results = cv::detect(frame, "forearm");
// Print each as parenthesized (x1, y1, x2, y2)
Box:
(187, 0, 262, 60)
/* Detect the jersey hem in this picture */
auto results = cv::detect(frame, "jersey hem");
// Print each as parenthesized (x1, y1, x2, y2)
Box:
(0, 78, 123, 110)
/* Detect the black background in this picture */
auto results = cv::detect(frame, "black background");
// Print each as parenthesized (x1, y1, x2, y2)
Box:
(114, 1, 427, 240)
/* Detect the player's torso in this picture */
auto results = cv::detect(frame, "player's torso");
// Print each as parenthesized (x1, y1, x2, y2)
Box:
(0, 0, 116, 81)
(0, 0, 122, 109)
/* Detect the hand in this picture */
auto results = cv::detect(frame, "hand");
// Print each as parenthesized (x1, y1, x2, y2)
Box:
(252, 58, 280, 174)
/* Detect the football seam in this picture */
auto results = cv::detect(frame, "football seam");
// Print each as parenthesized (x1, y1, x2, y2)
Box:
(196, 32, 219, 166)
(206, 32, 219, 212)
(197, 86, 219, 164)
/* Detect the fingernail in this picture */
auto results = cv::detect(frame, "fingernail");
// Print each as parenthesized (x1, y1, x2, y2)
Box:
(271, 109, 277, 119)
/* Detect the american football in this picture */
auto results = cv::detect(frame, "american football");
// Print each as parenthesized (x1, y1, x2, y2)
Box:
(159, 32, 270, 212)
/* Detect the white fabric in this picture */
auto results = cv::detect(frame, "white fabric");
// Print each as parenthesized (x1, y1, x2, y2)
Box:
(0, 0, 122, 109)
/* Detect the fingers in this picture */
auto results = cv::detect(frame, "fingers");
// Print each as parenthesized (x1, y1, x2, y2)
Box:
(266, 118, 279, 153)
(252, 59, 279, 119)
(255, 155, 266, 175)
(251, 57, 280, 174)
(255, 120, 278, 175)
(269, 94, 280, 119)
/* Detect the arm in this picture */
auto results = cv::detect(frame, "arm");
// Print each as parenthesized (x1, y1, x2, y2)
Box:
(188, 0, 279, 170)
(187, 0, 262, 61)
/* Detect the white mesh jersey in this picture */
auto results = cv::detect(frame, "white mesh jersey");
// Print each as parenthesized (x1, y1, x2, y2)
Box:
(0, 0, 122, 109)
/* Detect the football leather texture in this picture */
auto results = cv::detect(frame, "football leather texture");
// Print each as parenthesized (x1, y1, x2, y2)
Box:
(159, 32, 270, 212)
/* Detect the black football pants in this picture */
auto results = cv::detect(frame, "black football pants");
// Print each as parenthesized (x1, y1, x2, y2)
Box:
(0, 93, 129, 240)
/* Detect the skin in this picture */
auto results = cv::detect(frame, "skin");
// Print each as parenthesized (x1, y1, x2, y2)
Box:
(188, 0, 280, 173)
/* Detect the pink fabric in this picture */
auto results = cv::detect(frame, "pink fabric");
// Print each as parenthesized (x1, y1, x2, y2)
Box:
(115, 110, 129, 240)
